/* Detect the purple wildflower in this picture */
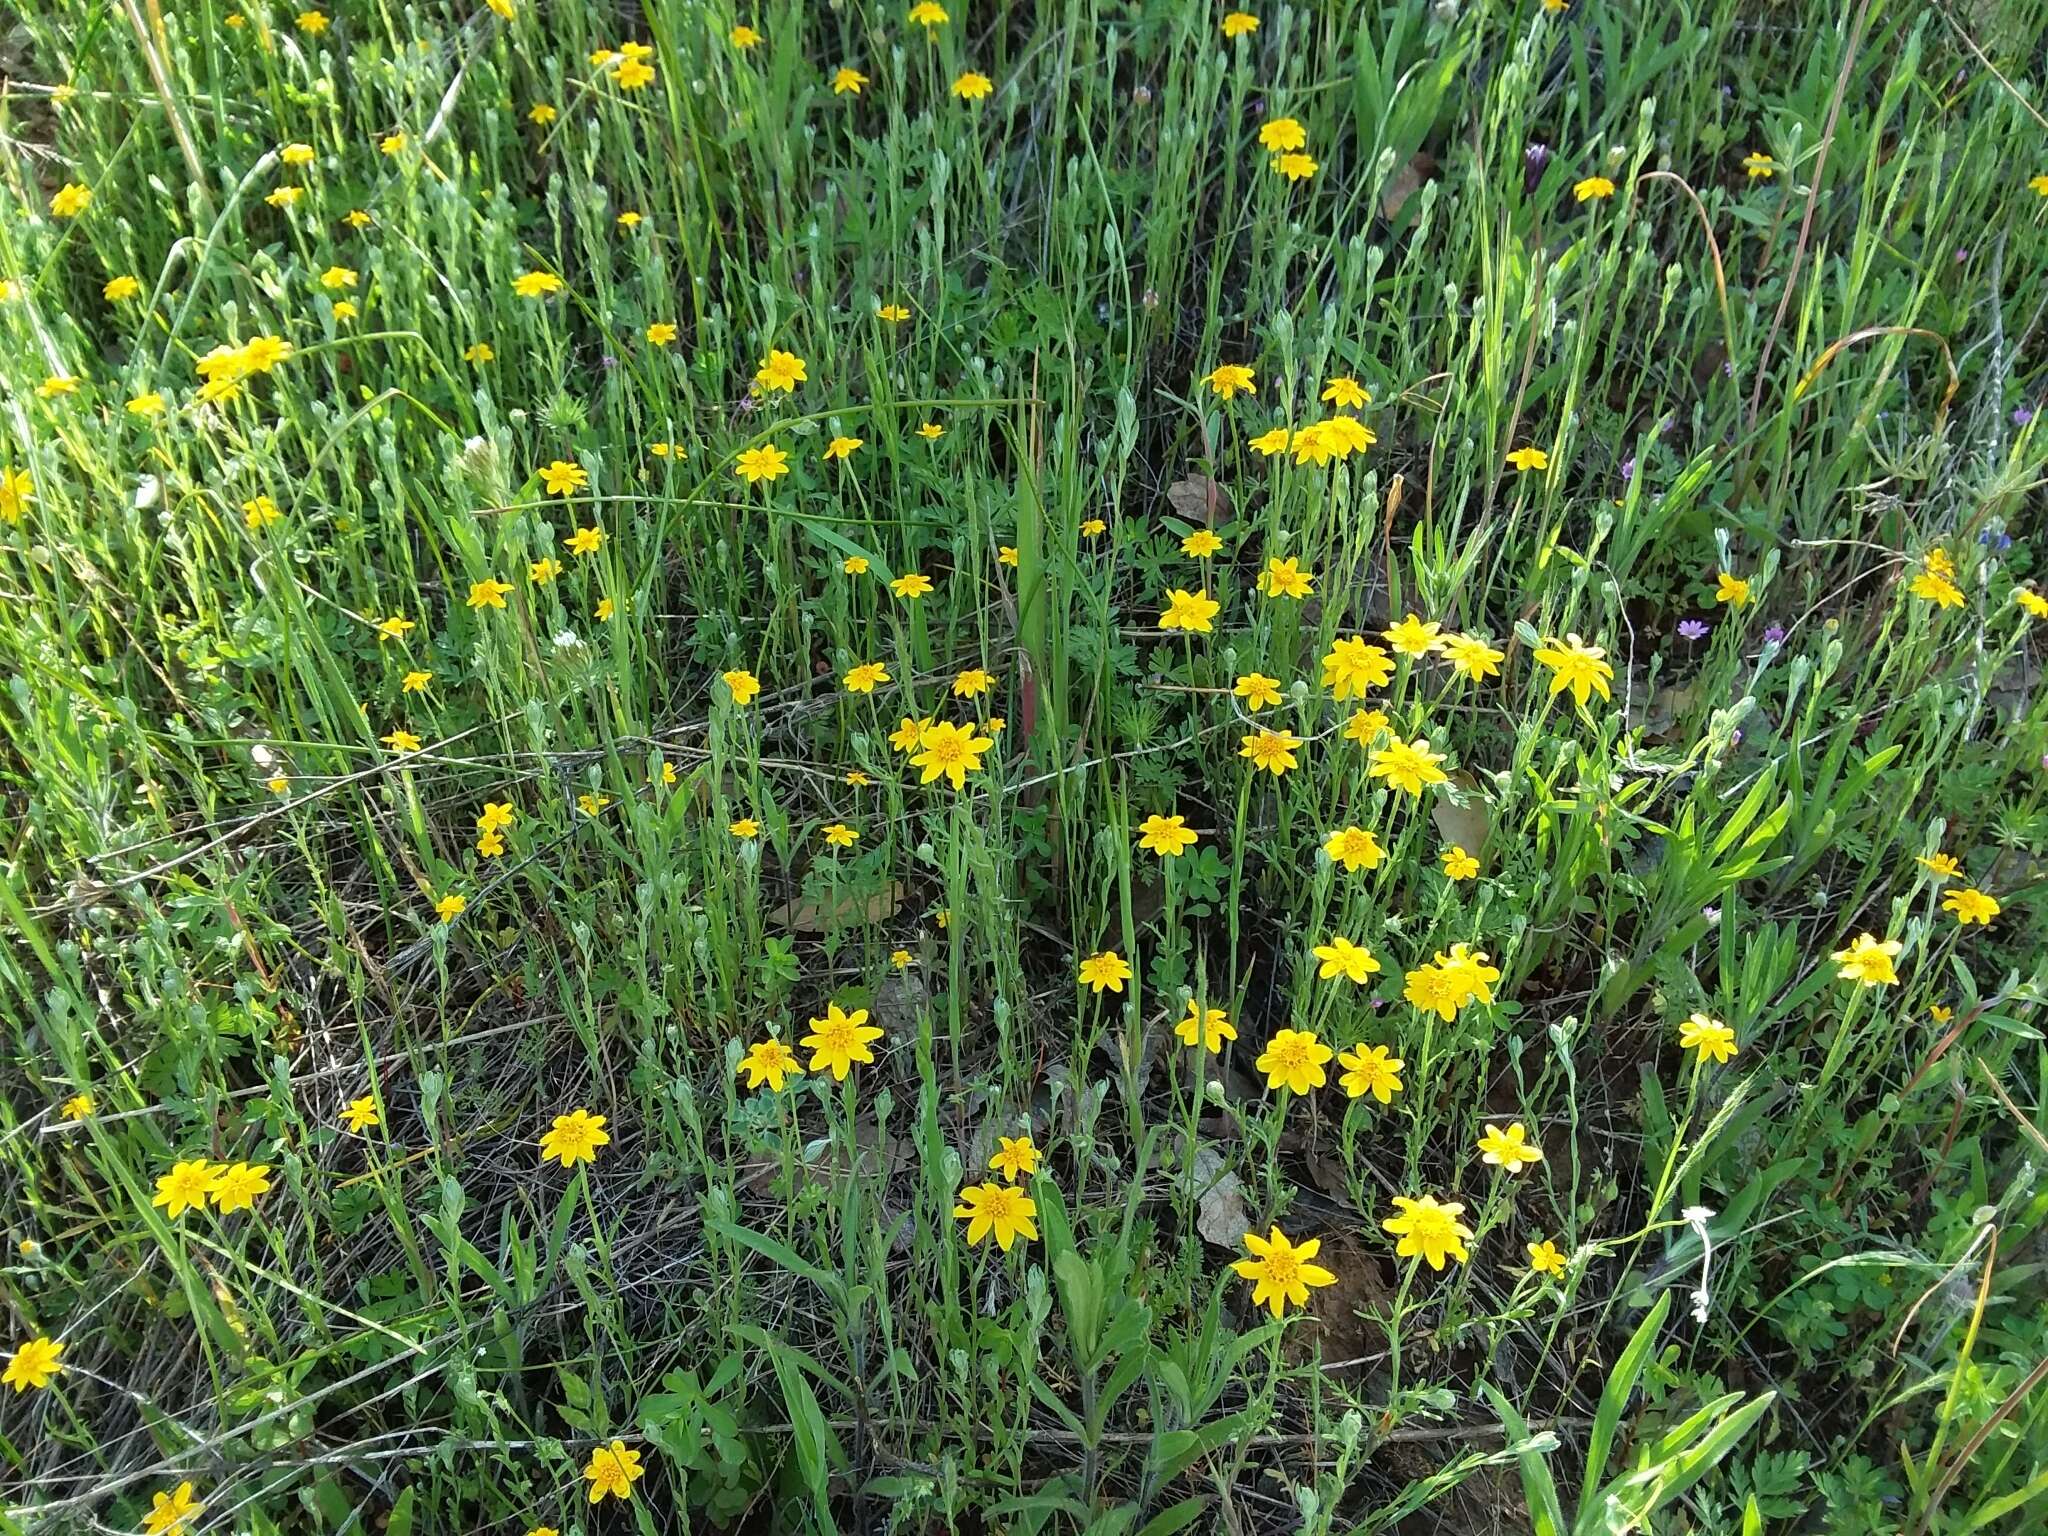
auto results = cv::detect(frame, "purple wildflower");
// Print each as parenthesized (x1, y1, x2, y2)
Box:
(1678, 619, 1709, 642)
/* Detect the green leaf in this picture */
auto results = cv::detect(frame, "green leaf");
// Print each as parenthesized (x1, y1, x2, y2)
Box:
(780, 511, 893, 584)
(1081, 1507, 1135, 1536)
(1133, 1496, 1211, 1536)
(708, 1217, 846, 1307)
(1582, 1289, 1672, 1524)
(1478, 1384, 1566, 1536)
(768, 1344, 844, 1535)
(1053, 1249, 1104, 1364)
(1094, 1338, 1155, 1430)
(1149, 1411, 1255, 1486)
(988, 1486, 1092, 1531)
(1027, 1372, 1089, 1438)
(1957, 1465, 2048, 1531)
(727, 1323, 856, 1403)
(1639, 1392, 1776, 1515)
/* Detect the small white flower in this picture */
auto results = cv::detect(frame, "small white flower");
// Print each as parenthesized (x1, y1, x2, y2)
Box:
(1683, 1207, 1718, 1325)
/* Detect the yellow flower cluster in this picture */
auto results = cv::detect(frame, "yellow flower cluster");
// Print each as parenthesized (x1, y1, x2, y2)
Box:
(193, 333, 292, 405)
(151, 1157, 273, 1217)
(1257, 115, 1316, 183)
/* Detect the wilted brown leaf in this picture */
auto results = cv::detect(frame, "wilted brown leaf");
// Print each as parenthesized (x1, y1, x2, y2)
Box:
(1381, 152, 1436, 221)
(1167, 474, 1232, 526)
(1192, 1144, 1252, 1249)
(1431, 771, 1491, 855)
(768, 879, 905, 932)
